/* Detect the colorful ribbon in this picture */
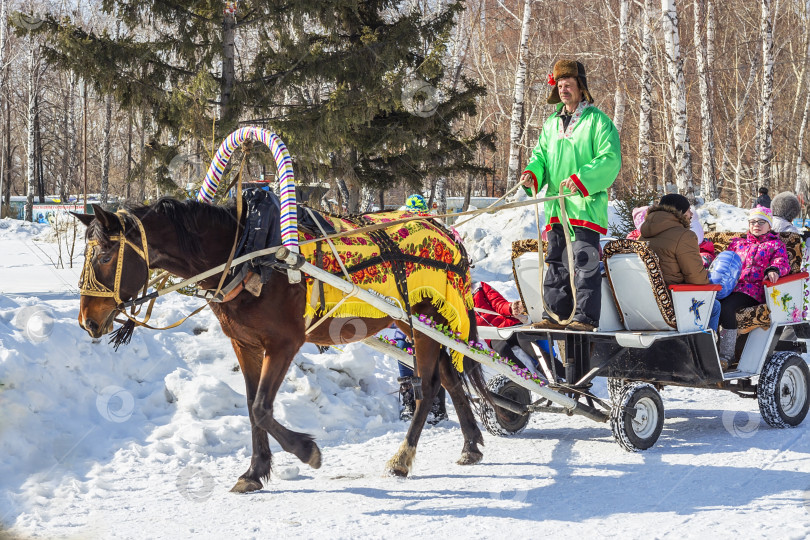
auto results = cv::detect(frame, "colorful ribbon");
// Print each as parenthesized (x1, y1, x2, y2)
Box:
(197, 127, 298, 250)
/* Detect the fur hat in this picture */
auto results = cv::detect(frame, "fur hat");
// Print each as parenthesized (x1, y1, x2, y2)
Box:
(659, 193, 690, 214)
(547, 59, 593, 105)
(771, 192, 801, 222)
(749, 205, 773, 227)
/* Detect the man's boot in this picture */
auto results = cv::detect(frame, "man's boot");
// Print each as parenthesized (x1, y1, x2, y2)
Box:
(427, 386, 448, 425)
(717, 328, 738, 370)
(398, 376, 415, 421)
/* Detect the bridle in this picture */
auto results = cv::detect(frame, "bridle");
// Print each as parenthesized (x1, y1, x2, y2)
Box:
(79, 209, 209, 335)
(79, 209, 152, 320)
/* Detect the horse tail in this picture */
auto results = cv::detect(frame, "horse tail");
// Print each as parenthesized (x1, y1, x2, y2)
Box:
(459, 308, 492, 409)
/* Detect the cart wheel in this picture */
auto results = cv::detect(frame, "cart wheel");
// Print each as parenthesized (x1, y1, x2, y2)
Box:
(610, 382, 664, 452)
(607, 378, 627, 403)
(757, 351, 810, 428)
(480, 375, 531, 437)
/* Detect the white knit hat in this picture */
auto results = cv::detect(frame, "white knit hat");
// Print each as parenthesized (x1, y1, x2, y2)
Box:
(749, 205, 773, 227)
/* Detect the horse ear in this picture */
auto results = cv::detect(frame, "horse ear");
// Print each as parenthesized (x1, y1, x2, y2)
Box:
(91, 204, 119, 231)
(70, 212, 95, 227)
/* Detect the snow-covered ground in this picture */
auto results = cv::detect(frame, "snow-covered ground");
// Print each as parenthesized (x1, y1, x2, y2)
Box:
(1, 201, 810, 539)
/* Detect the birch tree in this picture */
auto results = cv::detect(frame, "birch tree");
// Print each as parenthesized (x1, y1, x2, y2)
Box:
(25, 35, 40, 221)
(796, 0, 810, 195)
(637, 0, 654, 183)
(661, 0, 693, 197)
(694, 0, 717, 200)
(435, 176, 447, 216)
(0, 0, 7, 212)
(505, 0, 532, 184)
(613, 0, 630, 133)
(758, 0, 774, 189)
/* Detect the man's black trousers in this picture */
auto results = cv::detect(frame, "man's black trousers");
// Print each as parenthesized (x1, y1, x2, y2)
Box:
(542, 224, 602, 326)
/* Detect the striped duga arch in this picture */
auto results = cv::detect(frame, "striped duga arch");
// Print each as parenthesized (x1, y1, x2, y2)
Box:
(196, 127, 299, 251)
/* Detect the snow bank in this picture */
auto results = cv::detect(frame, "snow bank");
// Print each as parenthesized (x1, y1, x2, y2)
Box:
(698, 199, 751, 232)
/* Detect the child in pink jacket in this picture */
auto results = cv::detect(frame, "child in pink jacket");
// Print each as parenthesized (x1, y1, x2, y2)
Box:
(717, 206, 790, 367)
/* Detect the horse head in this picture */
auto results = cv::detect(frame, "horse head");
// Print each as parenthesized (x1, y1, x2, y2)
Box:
(72, 205, 150, 338)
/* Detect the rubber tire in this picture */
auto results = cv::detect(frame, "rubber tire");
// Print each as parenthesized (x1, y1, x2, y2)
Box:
(757, 351, 810, 428)
(607, 378, 627, 404)
(610, 382, 665, 452)
(480, 375, 532, 437)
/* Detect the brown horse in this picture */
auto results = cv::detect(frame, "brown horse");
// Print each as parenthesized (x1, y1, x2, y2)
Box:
(73, 198, 488, 493)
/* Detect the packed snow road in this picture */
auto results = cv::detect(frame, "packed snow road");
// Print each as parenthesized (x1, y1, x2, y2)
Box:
(1, 208, 809, 539)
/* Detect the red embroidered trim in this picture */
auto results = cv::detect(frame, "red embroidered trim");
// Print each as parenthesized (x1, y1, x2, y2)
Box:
(546, 216, 607, 235)
(569, 174, 589, 197)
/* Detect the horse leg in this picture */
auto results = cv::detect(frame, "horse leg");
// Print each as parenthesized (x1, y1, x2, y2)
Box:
(438, 348, 485, 465)
(251, 345, 322, 470)
(385, 333, 442, 477)
(228, 340, 272, 494)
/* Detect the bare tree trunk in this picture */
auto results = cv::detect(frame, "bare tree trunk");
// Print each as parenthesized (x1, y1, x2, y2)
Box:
(661, 0, 693, 198)
(25, 37, 38, 221)
(462, 172, 472, 211)
(613, 0, 630, 133)
(0, 0, 7, 213)
(34, 93, 43, 202)
(758, 0, 774, 189)
(138, 107, 147, 202)
(706, 0, 715, 67)
(58, 78, 72, 201)
(694, 0, 717, 200)
(3, 83, 9, 212)
(797, 89, 810, 196)
(506, 0, 532, 184)
(220, 11, 236, 128)
(796, 0, 810, 195)
(341, 150, 361, 213)
(637, 0, 654, 183)
(435, 176, 447, 216)
(360, 185, 375, 212)
(427, 177, 437, 210)
(100, 93, 113, 208)
(126, 111, 132, 200)
(336, 178, 350, 213)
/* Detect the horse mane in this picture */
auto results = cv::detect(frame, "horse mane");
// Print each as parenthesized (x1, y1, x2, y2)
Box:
(128, 198, 238, 262)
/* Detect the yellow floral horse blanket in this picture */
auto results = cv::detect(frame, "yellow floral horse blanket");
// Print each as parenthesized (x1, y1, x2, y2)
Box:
(300, 211, 473, 369)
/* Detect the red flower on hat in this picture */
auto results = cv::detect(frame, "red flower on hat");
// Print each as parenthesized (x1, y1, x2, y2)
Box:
(547, 73, 556, 86)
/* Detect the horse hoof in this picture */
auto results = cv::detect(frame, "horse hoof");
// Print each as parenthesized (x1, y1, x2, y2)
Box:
(386, 465, 410, 478)
(457, 450, 483, 466)
(230, 477, 263, 493)
(385, 441, 416, 477)
(307, 445, 322, 469)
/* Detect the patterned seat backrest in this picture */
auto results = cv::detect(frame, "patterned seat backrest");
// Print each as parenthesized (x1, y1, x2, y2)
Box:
(603, 239, 677, 330)
(704, 231, 803, 273)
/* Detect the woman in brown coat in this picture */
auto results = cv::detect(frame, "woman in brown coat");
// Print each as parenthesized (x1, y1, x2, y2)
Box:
(638, 193, 720, 335)
(639, 194, 708, 286)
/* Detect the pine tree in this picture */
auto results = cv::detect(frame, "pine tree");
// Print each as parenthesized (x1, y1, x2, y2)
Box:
(25, 1, 492, 206)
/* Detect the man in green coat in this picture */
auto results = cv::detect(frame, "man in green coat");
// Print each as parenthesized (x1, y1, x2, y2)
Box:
(519, 59, 621, 332)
